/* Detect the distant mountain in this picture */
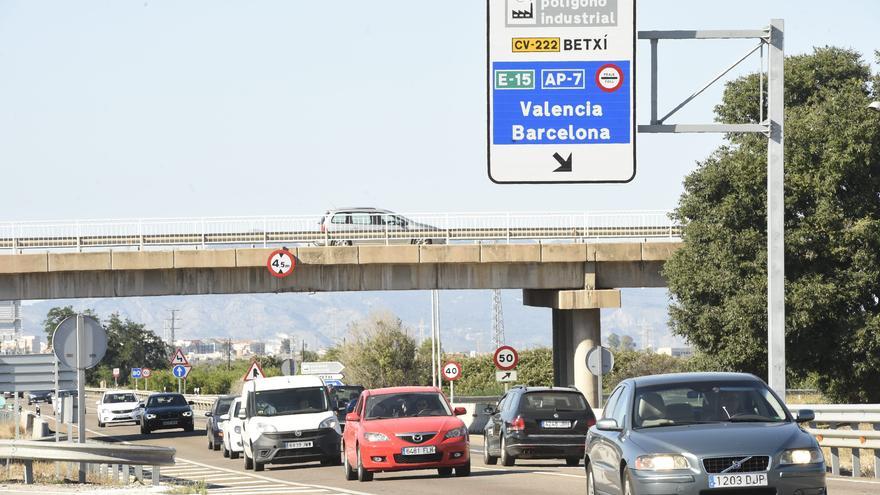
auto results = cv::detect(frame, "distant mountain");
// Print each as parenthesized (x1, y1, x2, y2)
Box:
(19, 288, 683, 352)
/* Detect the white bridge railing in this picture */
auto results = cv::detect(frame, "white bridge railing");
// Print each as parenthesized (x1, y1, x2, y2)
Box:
(0, 210, 680, 252)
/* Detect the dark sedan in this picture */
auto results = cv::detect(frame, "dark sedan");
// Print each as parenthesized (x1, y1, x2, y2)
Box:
(140, 393, 195, 434)
(28, 390, 53, 405)
(585, 372, 825, 495)
(205, 395, 236, 450)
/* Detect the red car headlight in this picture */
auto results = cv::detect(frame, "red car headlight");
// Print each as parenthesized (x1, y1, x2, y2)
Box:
(364, 432, 389, 442)
(444, 427, 466, 439)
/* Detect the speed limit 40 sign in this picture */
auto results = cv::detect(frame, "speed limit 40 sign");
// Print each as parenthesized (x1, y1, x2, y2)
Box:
(267, 249, 296, 278)
(494, 345, 519, 371)
(442, 361, 462, 381)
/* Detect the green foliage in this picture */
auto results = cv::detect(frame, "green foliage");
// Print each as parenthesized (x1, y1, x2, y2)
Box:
(87, 313, 170, 386)
(452, 348, 554, 396)
(606, 333, 635, 351)
(603, 350, 693, 393)
(337, 311, 428, 388)
(664, 47, 880, 402)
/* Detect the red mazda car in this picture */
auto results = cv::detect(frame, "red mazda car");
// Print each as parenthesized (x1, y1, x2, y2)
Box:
(342, 386, 470, 481)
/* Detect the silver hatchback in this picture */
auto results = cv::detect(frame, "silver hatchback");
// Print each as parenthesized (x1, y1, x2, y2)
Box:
(316, 207, 445, 246)
(585, 372, 825, 495)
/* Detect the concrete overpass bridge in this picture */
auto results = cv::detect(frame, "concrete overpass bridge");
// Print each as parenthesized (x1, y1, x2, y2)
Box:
(0, 211, 683, 405)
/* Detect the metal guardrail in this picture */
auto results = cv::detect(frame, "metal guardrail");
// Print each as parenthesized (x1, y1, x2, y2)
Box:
(0, 210, 680, 252)
(790, 404, 880, 478)
(0, 439, 174, 485)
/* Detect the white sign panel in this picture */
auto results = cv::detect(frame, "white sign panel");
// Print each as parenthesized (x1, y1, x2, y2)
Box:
(488, 0, 636, 183)
(496, 370, 518, 382)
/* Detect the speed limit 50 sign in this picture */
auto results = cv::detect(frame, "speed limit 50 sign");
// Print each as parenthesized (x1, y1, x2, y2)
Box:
(494, 345, 519, 371)
(442, 362, 462, 381)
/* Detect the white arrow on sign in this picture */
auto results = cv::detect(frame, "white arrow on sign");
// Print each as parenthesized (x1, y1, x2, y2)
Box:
(496, 370, 518, 382)
(300, 361, 345, 375)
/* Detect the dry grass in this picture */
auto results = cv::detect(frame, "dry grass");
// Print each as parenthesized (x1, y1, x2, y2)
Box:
(166, 480, 207, 495)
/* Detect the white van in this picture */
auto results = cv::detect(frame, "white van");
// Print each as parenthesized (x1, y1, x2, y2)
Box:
(239, 375, 341, 471)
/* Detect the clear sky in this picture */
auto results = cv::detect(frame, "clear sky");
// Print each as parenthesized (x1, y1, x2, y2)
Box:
(1, 1, 878, 221)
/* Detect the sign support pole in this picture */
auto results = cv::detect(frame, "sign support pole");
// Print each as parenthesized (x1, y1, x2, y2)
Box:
(450, 380, 455, 404)
(597, 345, 603, 408)
(75, 314, 86, 483)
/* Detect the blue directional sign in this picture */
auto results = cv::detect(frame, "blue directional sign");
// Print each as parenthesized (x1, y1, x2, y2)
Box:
(131, 367, 142, 379)
(172, 364, 191, 379)
(487, 0, 636, 183)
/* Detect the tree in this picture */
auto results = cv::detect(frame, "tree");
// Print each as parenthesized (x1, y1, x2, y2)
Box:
(603, 350, 691, 393)
(337, 311, 427, 388)
(42, 306, 97, 348)
(606, 333, 621, 349)
(87, 313, 169, 386)
(663, 47, 880, 402)
(620, 335, 636, 351)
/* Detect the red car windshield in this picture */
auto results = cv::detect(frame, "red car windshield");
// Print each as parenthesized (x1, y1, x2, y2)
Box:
(365, 392, 451, 420)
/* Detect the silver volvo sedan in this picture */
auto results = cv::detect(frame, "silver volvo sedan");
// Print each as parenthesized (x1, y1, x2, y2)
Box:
(585, 372, 825, 495)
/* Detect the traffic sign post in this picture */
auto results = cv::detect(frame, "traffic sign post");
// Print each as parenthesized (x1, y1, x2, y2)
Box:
(267, 249, 296, 278)
(142, 368, 152, 391)
(170, 348, 189, 367)
(131, 368, 142, 390)
(172, 364, 191, 393)
(441, 361, 461, 403)
(487, 0, 636, 183)
(243, 361, 266, 381)
(112, 367, 120, 387)
(586, 346, 614, 407)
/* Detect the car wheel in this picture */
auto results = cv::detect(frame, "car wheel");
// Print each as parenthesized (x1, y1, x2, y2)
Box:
(586, 462, 596, 495)
(184, 424, 194, 433)
(343, 240, 353, 246)
(454, 460, 471, 477)
(356, 446, 373, 482)
(222, 445, 229, 458)
(140, 423, 150, 435)
(244, 448, 253, 470)
(566, 457, 580, 467)
(343, 444, 357, 481)
(483, 434, 498, 465)
(622, 468, 636, 495)
(98, 420, 105, 428)
(213, 438, 221, 451)
(254, 460, 264, 472)
(437, 467, 453, 477)
(208, 434, 213, 450)
(500, 436, 515, 467)
(230, 450, 239, 460)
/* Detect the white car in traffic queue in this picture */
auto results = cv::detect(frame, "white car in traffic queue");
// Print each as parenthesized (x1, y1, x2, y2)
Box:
(96, 390, 141, 427)
(222, 397, 245, 459)
(239, 375, 342, 472)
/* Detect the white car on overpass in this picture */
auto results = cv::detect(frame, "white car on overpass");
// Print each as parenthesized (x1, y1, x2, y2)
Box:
(96, 390, 140, 427)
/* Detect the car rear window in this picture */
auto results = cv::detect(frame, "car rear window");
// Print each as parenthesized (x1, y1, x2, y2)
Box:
(519, 392, 588, 413)
(216, 397, 234, 415)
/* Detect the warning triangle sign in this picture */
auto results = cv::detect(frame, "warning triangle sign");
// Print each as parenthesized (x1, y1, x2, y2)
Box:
(170, 348, 189, 366)
(243, 361, 266, 382)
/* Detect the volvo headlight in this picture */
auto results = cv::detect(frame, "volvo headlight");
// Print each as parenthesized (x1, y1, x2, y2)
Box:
(255, 423, 277, 434)
(319, 417, 339, 430)
(182, 411, 193, 417)
(145, 414, 156, 419)
(634, 454, 689, 470)
(364, 432, 389, 442)
(444, 427, 466, 439)
(780, 448, 823, 465)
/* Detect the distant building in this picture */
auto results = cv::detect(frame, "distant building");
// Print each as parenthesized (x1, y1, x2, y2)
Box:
(0, 300, 22, 341)
(656, 347, 694, 358)
(0, 334, 40, 354)
(249, 342, 266, 356)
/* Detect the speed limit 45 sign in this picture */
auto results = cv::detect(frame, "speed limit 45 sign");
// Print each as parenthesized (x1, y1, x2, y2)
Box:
(267, 249, 296, 278)
(494, 345, 519, 371)
(442, 362, 462, 381)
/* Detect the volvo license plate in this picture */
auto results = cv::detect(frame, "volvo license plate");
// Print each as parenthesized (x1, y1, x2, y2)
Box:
(541, 420, 572, 428)
(402, 446, 436, 455)
(708, 473, 768, 488)
(284, 441, 313, 449)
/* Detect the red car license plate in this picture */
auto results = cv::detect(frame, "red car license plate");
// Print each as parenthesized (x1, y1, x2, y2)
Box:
(402, 446, 436, 455)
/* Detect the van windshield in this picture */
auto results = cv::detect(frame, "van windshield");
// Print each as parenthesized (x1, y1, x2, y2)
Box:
(254, 387, 329, 417)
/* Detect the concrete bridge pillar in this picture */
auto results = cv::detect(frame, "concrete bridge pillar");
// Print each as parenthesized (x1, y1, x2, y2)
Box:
(524, 288, 621, 407)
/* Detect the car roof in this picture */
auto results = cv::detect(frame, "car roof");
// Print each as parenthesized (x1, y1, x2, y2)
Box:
(365, 386, 442, 396)
(104, 390, 137, 394)
(148, 392, 184, 398)
(511, 386, 582, 394)
(325, 207, 393, 214)
(624, 372, 763, 388)
(244, 375, 324, 391)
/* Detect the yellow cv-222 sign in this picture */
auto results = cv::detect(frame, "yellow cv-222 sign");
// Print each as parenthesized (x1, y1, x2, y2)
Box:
(512, 37, 560, 52)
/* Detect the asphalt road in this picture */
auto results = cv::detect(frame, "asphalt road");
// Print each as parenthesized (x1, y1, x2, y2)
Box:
(46, 408, 880, 495)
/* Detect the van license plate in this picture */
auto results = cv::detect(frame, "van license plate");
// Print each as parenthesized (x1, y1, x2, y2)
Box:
(402, 446, 436, 455)
(708, 473, 768, 488)
(284, 441, 313, 449)
(541, 420, 572, 428)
